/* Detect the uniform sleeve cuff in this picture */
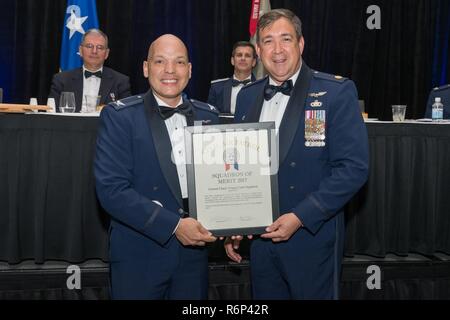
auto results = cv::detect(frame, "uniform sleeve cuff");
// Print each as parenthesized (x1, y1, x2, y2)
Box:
(292, 195, 328, 235)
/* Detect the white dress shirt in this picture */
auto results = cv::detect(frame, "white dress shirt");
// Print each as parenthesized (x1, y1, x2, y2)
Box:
(154, 95, 188, 199)
(259, 64, 302, 131)
(230, 75, 252, 114)
(81, 66, 102, 111)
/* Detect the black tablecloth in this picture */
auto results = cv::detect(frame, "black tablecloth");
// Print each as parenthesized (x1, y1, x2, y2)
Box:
(0, 114, 108, 263)
(1, 114, 449, 263)
(345, 122, 450, 256)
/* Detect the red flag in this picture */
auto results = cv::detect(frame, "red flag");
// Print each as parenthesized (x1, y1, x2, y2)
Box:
(249, 0, 271, 79)
(249, 0, 261, 38)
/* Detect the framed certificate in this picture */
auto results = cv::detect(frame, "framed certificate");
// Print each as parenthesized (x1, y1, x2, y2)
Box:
(185, 122, 279, 237)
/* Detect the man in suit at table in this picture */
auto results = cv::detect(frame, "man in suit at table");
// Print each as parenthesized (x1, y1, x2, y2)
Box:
(225, 9, 369, 299)
(207, 41, 257, 114)
(49, 29, 131, 112)
(94, 34, 218, 299)
(424, 84, 450, 119)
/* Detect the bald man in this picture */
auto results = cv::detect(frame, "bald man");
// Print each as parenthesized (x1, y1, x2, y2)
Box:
(94, 34, 219, 299)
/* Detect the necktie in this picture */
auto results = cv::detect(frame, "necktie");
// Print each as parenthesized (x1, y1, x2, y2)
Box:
(232, 79, 251, 87)
(158, 102, 193, 120)
(84, 70, 102, 78)
(264, 80, 293, 101)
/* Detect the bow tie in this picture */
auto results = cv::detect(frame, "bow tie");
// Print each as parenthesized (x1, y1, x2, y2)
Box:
(264, 80, 293, 101)
(232, 79, 251, 87)
(158, 102, 193, 120)
(84, 70, 102, 78)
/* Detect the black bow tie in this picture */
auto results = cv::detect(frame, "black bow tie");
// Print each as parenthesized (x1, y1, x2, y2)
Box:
(264, 80, 293, 101)
(232, 79, 251, 87)
(84, 70, 102, 78)
(158, 102, 193, 120)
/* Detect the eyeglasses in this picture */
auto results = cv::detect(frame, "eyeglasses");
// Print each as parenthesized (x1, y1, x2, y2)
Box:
(82, 44, 107, 51)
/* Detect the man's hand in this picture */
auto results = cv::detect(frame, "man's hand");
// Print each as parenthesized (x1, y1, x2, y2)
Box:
(224, 235, 253, 263)
(175, 218, 217, 246)
(260, 213, 302, 242)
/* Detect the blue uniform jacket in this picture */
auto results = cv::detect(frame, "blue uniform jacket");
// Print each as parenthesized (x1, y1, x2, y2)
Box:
(235, 63, 369, 298)
(207, 74, 256, 113)
(94, 91, 219, 297)
(425, 84, 450, 119)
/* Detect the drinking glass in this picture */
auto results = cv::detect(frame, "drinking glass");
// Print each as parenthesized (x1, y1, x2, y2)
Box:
(83, 95, 101, 113)
(59, 92, 76, 113)
(392, 105, 406, 122)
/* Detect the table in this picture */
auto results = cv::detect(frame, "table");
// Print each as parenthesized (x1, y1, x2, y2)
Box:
(1, 114, 449, 263)
(345, 121, 450, 256)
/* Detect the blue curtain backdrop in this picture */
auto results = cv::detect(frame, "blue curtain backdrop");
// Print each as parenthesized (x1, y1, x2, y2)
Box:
(0, 0, 449, 120)
(0, 0, 16, 102)
(431, 0, 450, 86)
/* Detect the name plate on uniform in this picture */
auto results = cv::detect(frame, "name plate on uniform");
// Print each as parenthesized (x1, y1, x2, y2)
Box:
(185, 122, 279, 237)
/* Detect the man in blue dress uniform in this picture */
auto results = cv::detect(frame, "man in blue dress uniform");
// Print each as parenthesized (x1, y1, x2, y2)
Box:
(94, 34, 218, 299)
(424, 84, 450, 119)
(225, 9, 369, 299)
(207, 41, 257, 114)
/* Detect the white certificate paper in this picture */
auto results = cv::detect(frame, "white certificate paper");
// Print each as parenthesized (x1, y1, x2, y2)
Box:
(185, 122, 279, 236)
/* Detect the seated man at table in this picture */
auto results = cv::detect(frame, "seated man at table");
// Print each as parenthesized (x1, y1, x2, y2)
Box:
(49, 29, 131, 112)
(424, 84, 450, 119)
(207, 41, 257, 114)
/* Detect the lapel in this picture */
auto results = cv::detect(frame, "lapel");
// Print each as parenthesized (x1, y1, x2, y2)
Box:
(223, 79, 233, 113)
(98, 67, 114, 104)
(72, 68, 84, 112)
(183, 97, 195, 126)
(245, 77, 267, 122)
(143, 91, 183, 207)
(278, 63, 313, 165)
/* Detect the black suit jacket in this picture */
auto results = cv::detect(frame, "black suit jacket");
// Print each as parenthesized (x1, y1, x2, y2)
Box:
(207, 74, 256, 113)
(49, 66, 131, 112)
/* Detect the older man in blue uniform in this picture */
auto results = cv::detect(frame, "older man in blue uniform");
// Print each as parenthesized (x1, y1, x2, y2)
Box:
(424, 84, 450, 119)
(225, 9, 369, 299)
(95, 34, 218, 299)
(208, 41, 257, 114)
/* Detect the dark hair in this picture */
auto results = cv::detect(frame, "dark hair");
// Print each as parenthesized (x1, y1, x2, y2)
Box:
(256, 9, 303, 43)
(231, 41, 257, 58)
(81, 29, 109, 48)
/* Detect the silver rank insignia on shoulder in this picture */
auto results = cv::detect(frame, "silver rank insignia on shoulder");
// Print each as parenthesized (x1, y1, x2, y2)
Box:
(308, 91, 327, 98)
(310, 99, 323, 107)
(305, 110, 326, 147)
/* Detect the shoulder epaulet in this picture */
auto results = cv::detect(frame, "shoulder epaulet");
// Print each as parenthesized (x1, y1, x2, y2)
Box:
(433, 84, 450, 92)
(210, 77, 230, 84)
(111, 95, 143, 111)
(190, 99, 219, 114)
(240, 76, 267, 90)
(312, 71, 348, 83)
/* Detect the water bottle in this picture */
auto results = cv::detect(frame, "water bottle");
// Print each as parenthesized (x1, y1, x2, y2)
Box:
(431, 97, 443, 122)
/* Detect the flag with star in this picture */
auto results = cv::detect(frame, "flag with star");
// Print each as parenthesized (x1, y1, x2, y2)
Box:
(60, 0, 99, 71)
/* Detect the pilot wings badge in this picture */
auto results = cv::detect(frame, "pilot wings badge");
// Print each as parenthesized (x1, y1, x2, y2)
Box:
(308, 91, 327, 98)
